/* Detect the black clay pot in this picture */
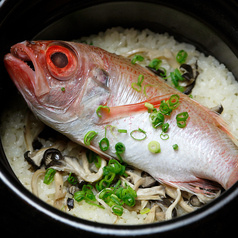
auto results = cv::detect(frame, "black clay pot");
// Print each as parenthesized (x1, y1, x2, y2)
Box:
(1, 0, 238, 237)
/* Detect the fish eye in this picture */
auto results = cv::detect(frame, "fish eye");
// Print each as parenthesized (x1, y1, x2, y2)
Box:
(46, 43, 77, 81)
(50, 52, 69, 68)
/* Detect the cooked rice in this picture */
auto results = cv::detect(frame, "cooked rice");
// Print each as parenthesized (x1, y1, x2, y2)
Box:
(1, 27, 238, 224)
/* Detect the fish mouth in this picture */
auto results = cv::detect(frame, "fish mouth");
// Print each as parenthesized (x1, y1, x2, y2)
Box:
(4, 41, 50, 97)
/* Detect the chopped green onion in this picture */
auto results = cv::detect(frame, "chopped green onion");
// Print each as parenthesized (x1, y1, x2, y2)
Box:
(131, 74, 144, 92)
(148, 141, 161, 153)
(112, 204, 123, 216)
(149, 111, 164, 128)
(74, 191, 85, 202)
(169, 94, 180, 109)
(176, 50, 188, 64)
(122, 193, 136, 206)
(99, 137, 110, 151)
(140, 208, 151, 214)
(115, 142, 125, 154)
(176, 112, 189, 128)
(96, 105, 110, 117)
(145, 102, 154, 111)
(143, 84, 154, 98)
(43, 168, 56, 185)
(148, 58, 162, 70)
(105, 125, 118, 138)
(84, 131, 98, 146)
(118, 129, 127, 133)
(174, 68, 184, 81)
(162, 123, 169, 133)
(160, 132, 169, 140)
(61, 87, 65, 92)
(94, 155, 101, 168)
(159, 102, 172, 115)
(86, 150, 96, 163)
(130, 128, 147, 141)
(67, 172, 78, 185)
(173, 144, 179, 150)
(74, 184, 100, 209)
(131, 55, 144, 64)
(131, 82, 142, 92)
(116, 152, 123, 163)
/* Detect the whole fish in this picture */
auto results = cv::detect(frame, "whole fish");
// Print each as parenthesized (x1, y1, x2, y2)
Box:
(4, 40, 238, 195)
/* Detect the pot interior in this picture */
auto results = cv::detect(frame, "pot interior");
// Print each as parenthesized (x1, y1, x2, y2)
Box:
(1, 1, 238, 236)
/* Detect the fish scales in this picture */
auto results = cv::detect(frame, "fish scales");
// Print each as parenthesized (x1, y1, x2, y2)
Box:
(4, 40, 238, 194)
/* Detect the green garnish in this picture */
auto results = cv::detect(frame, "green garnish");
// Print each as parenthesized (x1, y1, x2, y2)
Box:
(172, 144, 179, 150)
(160, 132, 169, 140)
(176, 112, 189, 128)
(148, 141, 161, 153)
(131, 74, 144, 92)
(43, 168, 56, 185)
(143, 84, 154, 98)
(145, 102, 154, 112)
(84, 131, 98, 146)
(170, 69, 185, 92)
(168, 94, 180, 109)
(74, 184, 103, 208)
(96, 105, 110, 117)
(86, 150, 102, 169)
(159, 102, 172, 116)
(148, 58, 162, 70)
(131, 55, 144, 64)
(61, 87, 65, 92)
(118, 129, 127, 133)
(115, 142, 126, 154)
(162, 123, 169, 133)
(130, 128, 147, 141)
(176, 50, 188, 64)
(99, 137, 110, 151)
(149, 111, 164, 129)
(140, 208, 151, 214)
(67, 172, 78, 185)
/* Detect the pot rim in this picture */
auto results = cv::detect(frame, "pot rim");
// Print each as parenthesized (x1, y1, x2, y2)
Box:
(1, 0, 238, 236)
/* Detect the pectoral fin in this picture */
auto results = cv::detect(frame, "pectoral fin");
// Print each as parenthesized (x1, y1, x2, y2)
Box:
(94, 93, 176, 124)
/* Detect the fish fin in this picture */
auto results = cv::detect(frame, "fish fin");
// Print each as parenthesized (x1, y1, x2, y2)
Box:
(94, 93, 175, 124)
(160, 178, 221, 196)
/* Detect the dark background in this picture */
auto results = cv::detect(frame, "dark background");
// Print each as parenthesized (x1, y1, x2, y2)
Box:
(1, 0, 238, 237)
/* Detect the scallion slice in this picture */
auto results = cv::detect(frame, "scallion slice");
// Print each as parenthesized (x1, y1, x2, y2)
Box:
(67, 172, 78, 185)
(84, 131, 98, 146)
(115, 142, 126, 154)
(43, 168, 56, 185)
(96, 105, 110, 117)
(176, 50, 188, 64)
(172, 144, 179, 150)
(140, 208, 151, 214)
(160, 132, 169, 140)
(176, 112, 189, 128)
(130, 128, 147, 141)
(145, 102, 154, 111)
(131, 54, 144, 64)
(148, 141, 161, 153)
(148, 58, 162, 70)
(131, 74, 144, 92)
(99, 137, 110, 151)
(118, 129, 127, 133)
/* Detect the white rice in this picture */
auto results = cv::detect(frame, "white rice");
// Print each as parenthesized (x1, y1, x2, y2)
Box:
(1, 27, 238, 224)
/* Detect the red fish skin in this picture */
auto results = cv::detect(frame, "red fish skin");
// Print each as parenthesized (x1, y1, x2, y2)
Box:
(3, 40, 238, 193)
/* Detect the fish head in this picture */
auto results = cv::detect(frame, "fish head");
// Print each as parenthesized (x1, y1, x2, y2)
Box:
(4, 40, 99, 123)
